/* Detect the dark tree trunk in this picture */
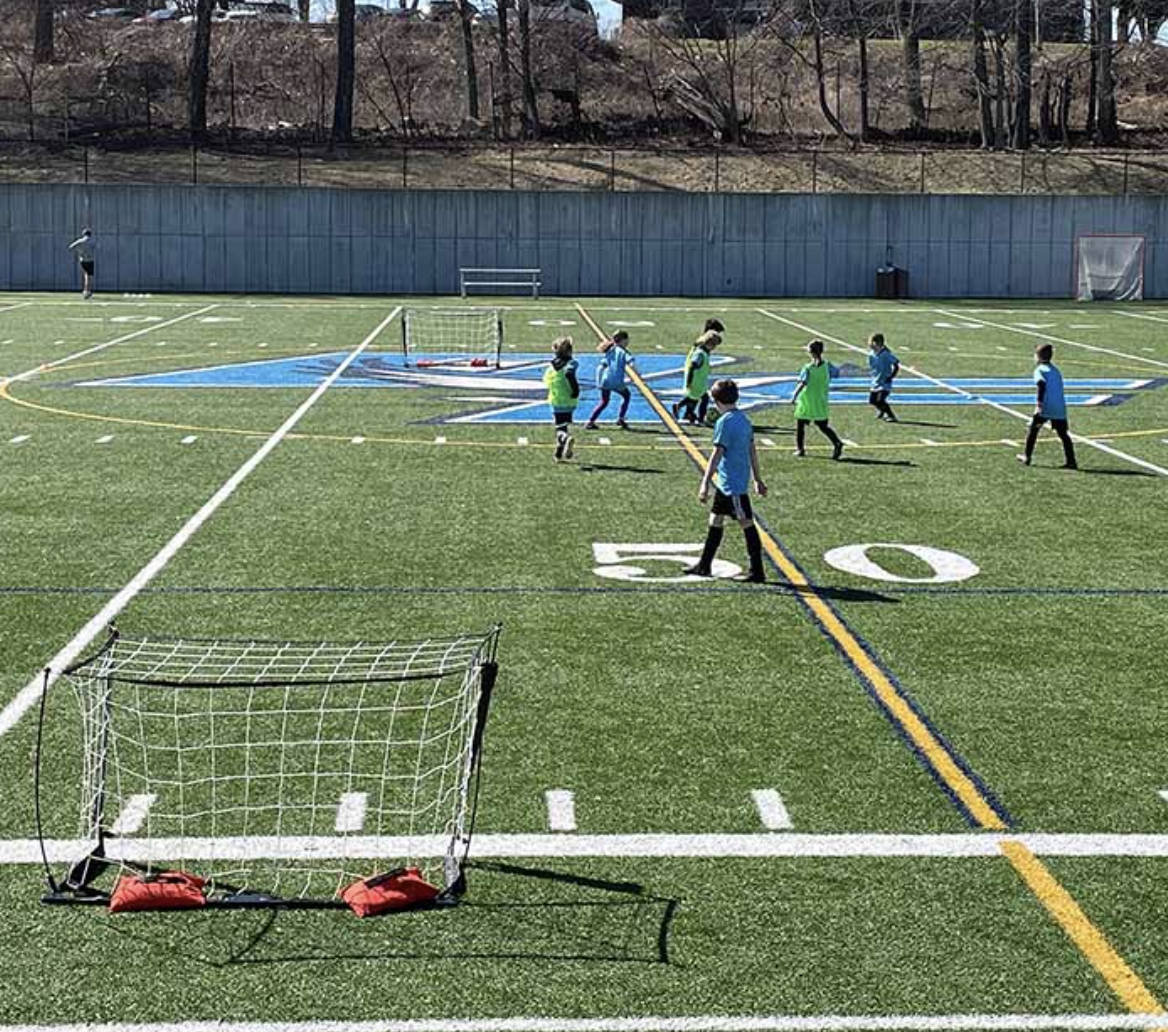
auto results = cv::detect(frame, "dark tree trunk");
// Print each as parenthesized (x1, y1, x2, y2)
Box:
(971, 3, 995, 149)
(1058, 72, 1072, 146)
(297, 0, 309, 21)
(857, 35, 870, 140)
(1094, 0, 1119, 144)
(457, 0, 480, 121)
(332, 0, 356, 147)
(188, 0, 214, 139)
(517, 0, 540, 137)
(1012, 0, 1032, 149)
(33, 0, 54, 65)
(1086, 0, 1098, 137)
(812, 29, 848, 139)
(495, 0, 513, 137)
(896, 0, 926, 133)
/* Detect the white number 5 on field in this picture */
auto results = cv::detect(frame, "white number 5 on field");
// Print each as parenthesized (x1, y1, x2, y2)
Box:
(592, 543, 741, 583)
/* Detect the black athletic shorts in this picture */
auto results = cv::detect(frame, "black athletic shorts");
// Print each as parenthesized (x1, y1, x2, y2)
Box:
(80, 260, 95, 276)
(869, 389, 890, 405)
(553, 410, 574, 427)
(711, 489, 752, 520)
(1030, 414, 1069, 433)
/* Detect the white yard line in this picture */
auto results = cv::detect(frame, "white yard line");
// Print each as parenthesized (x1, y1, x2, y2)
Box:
(0, 306, 403, 743)
(0, 301, 31, 317)
(758, 309, 1168, 479)
(109, 793, 156, 836)
(933, 308, 1168, 373)
(545, 789, 578, 832)
(751, 789, 793, 831)
(1, 305, 219, 386)
(335, 792, 369, 833)
(11, 832, 1168, 863)
(1115, 311, 1168, 328)
(3, 1014, 1168, 1032)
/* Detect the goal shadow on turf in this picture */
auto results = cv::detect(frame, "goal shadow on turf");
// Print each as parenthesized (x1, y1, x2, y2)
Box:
(95, 861, 680, 969)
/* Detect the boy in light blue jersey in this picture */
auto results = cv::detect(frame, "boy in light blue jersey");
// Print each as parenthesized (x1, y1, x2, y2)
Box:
(1018, 343, 1078, 469)
(867, 332, 899, 422)
(585, 330, 634, 430)
(684, 379, 768, 584)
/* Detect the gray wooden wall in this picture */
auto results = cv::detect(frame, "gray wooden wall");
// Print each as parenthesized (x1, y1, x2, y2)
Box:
(1, 184, 1165, 298)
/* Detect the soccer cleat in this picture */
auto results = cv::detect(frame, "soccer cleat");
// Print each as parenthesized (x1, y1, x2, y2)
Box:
(670, 401, 681, 419)
(792, 449, 806, 458)
(682, 564, 712, 577)
(563, 435, 575, 460)
(584, 421, 599, 430)
(1061, 462, 1078, 470)
(1016, 453, 1031, 466)
(885, 413, 898, 423)
(616, 419, 630, 430)
(832, 441, 844, 461)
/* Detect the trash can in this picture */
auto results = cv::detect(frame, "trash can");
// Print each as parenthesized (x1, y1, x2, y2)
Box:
(876, 265, 909, 299)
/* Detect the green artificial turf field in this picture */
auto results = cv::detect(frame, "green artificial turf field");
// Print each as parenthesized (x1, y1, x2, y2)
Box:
(0, 291, 1167, 1031)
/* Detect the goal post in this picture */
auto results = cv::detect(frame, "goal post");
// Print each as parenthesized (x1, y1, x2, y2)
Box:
(402, 307, 503, 369)
(1075, 234, 1145, 301)
(35, 625, 501, 910)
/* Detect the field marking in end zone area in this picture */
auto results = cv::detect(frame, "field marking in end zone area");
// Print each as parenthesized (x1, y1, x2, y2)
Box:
(761, 309, 1168, 480)
(5, 1015, 1168, 1032)
(0, 304, 220, 387)
(575, 304, 1009, 834)
(0, 305, 402, 744)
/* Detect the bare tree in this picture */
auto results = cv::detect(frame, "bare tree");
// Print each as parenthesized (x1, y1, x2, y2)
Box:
(493, 0, 514, 137)
(516, 0, 540, 136)
(894, 0, 926, 134)
(455, 0, 480, 121)
(359, 24, 424, 135)
(1093, 0, 1118, 144)
(187, 0, 215, 138)
(1012, 0, 1031, 149)
(0, 23, 40, 140)
(33, 0, 53, 65)
(332, 0, 356, 145)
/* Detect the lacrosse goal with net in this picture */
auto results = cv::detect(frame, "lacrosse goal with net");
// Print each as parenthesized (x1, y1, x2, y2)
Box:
(1075, 234, 1145, 301)
(35, 626, 500, 910)
(402, 307, 503, 369)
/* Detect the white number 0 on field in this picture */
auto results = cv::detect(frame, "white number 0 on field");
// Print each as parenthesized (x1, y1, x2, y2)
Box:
(823, 543, 979, 584)
(592, 543, 741, 583)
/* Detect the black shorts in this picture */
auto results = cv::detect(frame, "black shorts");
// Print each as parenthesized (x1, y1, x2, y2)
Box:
(80, 260, 95, 276)
(869, 389, 890, 405)
(711, 489, 753, 520)
(553, 410, 574, 427)
(1030, 414, 1069, 433)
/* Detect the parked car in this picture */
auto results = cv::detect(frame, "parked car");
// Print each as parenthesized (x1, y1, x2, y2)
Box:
(133, 7, 182, 24)
(224, 1, 297, 22)
(87, 7, 138, 20)
(531, 0, 596, 31)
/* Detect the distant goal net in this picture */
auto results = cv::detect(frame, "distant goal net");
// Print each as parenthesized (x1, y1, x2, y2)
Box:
(1075, 234, 1145, 301)
(36, 626, 500, 911)
(402, 307, 503, 369)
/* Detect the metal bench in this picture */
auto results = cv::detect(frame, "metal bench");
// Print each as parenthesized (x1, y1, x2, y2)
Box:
(459, 267, 542, 299)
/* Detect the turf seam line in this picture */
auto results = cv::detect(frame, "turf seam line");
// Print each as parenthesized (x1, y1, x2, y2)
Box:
(0, 305, 403, 744)
(1000, 840, 1165, 1014)
(759, 309, 1168, 479)
(574, 303, 1010, 833)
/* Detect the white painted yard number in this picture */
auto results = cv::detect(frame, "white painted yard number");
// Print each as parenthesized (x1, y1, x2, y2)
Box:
(592, 543, 740, 583)
(823, 543, 979, 584)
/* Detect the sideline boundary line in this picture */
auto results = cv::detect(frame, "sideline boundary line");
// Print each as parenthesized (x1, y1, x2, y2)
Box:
(0, 306, 402, 744)
(759, 309, 1168, 479)
(575, 304, 1009, 832)
(4, 1014, 1168, 1032)
(12, 831, 1168, 864)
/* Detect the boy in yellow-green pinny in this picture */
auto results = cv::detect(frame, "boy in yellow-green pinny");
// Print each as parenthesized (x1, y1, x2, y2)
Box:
(671, 318, 724, 425)
(790, 339, 845, 460)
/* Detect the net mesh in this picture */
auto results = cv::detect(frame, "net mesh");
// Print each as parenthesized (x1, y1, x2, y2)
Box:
(1076, 235, 1145, 301)
(402, 308, 502, 367)
(58, 628, 499, 903)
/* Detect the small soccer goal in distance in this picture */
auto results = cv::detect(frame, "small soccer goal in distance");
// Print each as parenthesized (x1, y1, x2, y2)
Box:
(402, 307, 503, 369)
(34, 625, 501, 912)
(1075, 234, 1145, 301)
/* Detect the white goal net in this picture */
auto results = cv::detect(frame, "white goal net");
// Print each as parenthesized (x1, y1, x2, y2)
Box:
(1075, 235, 1145, 301)
(38, 627, 500, 908)
(402, 308, 503, 368)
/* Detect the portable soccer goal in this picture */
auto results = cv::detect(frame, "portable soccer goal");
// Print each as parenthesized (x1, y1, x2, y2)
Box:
(1075, 234, 1145, 301)
(35, 626, 501, 911)
(402, 307, 503, 369)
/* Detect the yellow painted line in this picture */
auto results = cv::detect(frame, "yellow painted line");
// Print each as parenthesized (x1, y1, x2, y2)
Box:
(577, 303, 1007, 831)
(1000, 840, 1164, 1013)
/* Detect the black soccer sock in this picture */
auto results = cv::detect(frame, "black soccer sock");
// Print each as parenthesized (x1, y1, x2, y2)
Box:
(1058, 427, 1078, 467)
(743, 525, 764, 577)
(818, 421, 842, 447)
(795, 421, 807, 452)
(698, 524, 724, 571)
(697, 394, 710, 422)
(1023, 422, 1041, 463)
